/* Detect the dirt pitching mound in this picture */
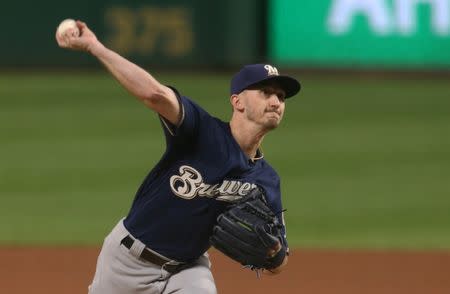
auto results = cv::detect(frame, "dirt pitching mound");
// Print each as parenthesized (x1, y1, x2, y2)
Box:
(1, 247, 449, 293)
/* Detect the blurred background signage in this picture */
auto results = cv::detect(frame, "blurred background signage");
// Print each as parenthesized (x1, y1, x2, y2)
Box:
(269, 0, 450, 69)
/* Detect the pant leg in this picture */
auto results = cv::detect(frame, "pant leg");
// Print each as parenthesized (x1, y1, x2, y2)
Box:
(88, 219, 168, 294)
(162, 253, 217, 294)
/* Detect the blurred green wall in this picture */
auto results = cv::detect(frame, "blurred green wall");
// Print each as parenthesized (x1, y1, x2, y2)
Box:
(2, 1, 450, 69)
(269, 0, 450, 69)
(0, 0, 264, 67)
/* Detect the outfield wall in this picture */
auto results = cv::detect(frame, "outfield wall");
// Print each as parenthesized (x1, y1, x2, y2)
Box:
(1, 0, 450, 69)
(0, 0, 264, 67)
(269, 0, 450, 69)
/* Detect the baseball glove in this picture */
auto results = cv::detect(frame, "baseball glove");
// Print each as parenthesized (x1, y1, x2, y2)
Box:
(209, 187, 286, 271)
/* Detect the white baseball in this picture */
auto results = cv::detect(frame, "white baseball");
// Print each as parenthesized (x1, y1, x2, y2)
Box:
(57, 19, 80, 38)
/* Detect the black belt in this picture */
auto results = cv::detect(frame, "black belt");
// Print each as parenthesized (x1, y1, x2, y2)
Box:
(120, 235, 187, 274)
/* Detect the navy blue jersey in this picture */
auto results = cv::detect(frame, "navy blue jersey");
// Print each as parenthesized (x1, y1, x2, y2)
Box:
(124, 89, 287, 262)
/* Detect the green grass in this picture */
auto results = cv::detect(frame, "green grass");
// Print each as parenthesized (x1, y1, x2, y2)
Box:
(0, 71, 449, 249)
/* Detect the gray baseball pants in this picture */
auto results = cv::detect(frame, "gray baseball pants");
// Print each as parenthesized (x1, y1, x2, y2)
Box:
(88, 219, 217, 294)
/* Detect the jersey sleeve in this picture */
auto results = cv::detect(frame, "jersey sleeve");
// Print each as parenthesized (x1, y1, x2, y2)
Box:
(159, 86, 214, 144)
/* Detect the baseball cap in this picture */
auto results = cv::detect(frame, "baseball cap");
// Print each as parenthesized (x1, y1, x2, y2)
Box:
(230, 64, 301, 98)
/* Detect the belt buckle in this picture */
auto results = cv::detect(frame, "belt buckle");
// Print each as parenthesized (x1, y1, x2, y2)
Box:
(162, 260, 183, 274)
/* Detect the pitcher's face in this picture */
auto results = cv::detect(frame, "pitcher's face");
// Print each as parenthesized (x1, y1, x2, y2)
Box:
(241, 82, 286, 130)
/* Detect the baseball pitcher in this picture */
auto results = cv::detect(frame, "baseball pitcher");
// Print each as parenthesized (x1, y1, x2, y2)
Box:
(56, 20, 301, 294)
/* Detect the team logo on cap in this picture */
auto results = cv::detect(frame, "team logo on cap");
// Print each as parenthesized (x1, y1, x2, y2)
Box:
(264, 65, 279, 76)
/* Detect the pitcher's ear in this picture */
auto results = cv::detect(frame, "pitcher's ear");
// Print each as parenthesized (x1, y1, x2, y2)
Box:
(230, 94, 244, 112)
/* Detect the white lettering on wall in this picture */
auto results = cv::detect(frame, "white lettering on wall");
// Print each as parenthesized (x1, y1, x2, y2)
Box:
(327, 0, 450, 36)
(328, 0, 392, 35)
(395, 0, 450, 35)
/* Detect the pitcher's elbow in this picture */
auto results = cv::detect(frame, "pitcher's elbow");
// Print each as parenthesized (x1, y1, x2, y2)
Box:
(140, 86, 167, 106)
